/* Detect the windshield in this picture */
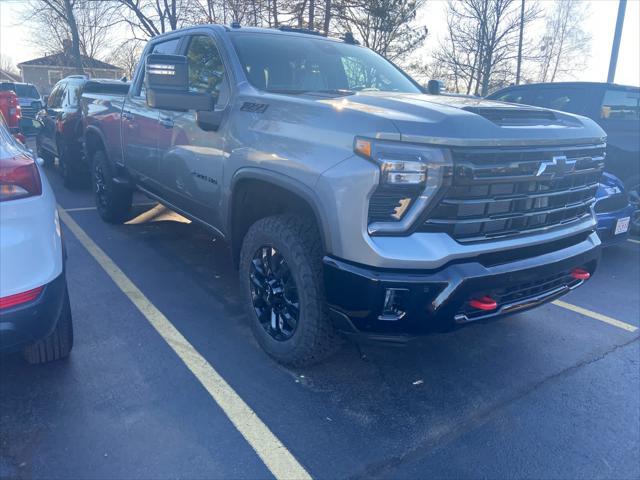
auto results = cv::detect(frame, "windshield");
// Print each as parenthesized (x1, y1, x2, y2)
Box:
(230, 32, 420, 94)
(0, 83, 40, 99)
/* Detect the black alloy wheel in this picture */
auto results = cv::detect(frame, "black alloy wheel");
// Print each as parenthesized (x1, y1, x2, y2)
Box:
(91, 149, 132, 224)
(93, 159, 109, 212)
(249, 246, 300, 341)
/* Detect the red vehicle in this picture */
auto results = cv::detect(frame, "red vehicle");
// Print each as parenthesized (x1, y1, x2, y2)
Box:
(0, 90, 23, 142)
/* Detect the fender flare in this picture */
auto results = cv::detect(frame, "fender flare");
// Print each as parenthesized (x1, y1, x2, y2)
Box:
(83, 125, 110, 164)
(228, 168, 333, 254)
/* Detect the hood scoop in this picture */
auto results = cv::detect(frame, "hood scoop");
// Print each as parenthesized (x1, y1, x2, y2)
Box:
(462, 106, 558, 126)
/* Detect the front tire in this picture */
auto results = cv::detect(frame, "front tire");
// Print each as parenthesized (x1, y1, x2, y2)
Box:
(239, 214, 340, 366)
(92, 150, 132, 224)
(23, 290, 73, 364)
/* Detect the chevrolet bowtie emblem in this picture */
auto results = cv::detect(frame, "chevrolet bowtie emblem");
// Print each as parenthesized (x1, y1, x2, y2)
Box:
(536, 155, 577, 178)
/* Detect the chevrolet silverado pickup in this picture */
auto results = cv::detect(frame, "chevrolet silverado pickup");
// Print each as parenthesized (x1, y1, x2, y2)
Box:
(82, 24, 606, 366)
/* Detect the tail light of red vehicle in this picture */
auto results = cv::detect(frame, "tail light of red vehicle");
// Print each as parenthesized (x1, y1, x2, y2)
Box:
(0, 91, 21, 130)
(0, 153, 42, 201)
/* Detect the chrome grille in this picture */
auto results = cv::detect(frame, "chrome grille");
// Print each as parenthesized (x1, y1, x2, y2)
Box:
(420, 144, 605, 242)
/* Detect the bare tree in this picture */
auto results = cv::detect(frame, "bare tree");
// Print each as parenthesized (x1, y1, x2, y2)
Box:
(333, 0, 428, 61)
(27, 0, 115, 60)
(108, 40, 145, 79)
(0, 55, 19, 76)
(536, 0, 591, 82)
(26, 0, 87, 73)
(114, 0, 194, 39)
(431, 0, 539, 95)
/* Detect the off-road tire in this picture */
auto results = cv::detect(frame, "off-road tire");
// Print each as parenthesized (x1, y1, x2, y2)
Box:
(239, 214, 340, 366)
(23, 290, 73, 364)
(92, 149, 132, 224)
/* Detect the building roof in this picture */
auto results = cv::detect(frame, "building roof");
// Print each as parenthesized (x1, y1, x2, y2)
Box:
(18, 53, 120, 70)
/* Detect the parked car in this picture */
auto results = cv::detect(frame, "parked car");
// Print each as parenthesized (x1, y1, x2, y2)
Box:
(82, 25, 604, 366)
(0, 82, 42, 122)
(487, 82, 640, 234)
(35, 75, 129, 188)
(0, 114, 73, 364)
(594, 172, 634, 245)
(0, 90, 22, 138)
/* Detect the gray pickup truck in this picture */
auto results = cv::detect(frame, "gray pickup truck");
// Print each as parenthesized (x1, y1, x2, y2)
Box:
(82, 24, 605, 365)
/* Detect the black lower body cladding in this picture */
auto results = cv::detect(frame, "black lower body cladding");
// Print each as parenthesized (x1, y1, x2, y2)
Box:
(323, 235, 601, 338)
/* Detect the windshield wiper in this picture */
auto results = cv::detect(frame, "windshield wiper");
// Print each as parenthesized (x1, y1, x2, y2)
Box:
(264, 89, 310, 94)
(313, 89, 355, 96)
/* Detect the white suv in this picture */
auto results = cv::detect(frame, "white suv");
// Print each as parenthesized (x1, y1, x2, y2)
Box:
(0, 114, 73, 363)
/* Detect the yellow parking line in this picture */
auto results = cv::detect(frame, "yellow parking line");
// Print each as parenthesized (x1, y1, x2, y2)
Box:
(58, 206, 311, 480)
(552, 300, 638, 332)
(628, 238, 640, 245)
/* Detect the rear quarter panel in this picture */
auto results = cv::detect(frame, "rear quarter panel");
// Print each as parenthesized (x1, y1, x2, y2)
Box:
(82, 92, 126, 165)
(0, 166, 63, 297)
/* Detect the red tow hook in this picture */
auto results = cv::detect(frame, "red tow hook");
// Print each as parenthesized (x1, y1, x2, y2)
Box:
(469, 295, 498, 311)
(570, 268, 591, 281)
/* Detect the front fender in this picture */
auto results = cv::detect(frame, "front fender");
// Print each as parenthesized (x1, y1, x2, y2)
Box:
(227, 167, 333, 254)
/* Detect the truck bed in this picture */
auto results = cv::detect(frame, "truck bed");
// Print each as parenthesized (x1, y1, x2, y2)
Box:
(81, 80, 130, 169)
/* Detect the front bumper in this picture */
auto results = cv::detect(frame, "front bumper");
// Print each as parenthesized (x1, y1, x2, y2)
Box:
(0, 273, 67, 353)
(324, 232, 601, 339)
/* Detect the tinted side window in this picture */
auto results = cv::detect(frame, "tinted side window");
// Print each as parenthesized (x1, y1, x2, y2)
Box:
(186, 35, 226, 98)
(531, 87, 592, 115)
(601, 89, 640, 121)
(136, 38, 182, 97)
(153, 38, 180, 55)
(48, 83, 65, 108)
(66, 81, 82, 107)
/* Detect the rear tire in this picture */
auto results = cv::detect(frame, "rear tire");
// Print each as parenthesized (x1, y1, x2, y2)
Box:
(58, 139, 84, 189)
(36, 136, 54, 167)
(239, 214, 340, 366)
(92, 149, 132, 224)
(23, 290, 73, 364)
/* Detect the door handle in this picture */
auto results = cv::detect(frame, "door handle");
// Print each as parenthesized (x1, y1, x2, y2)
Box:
(159, 117, 174, 129)
(122, 110, 134, 120)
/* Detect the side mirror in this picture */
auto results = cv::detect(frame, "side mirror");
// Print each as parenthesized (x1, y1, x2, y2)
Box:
(42, 95, 49, 106)
(145, 54, 214, 111)
(427, 79, 444, 95)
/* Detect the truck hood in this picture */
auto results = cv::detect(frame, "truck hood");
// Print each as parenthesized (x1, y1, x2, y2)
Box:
(319, 91, 606, 147)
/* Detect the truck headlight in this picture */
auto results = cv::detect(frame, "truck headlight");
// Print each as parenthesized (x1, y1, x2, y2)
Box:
(354, 137, 451, 234)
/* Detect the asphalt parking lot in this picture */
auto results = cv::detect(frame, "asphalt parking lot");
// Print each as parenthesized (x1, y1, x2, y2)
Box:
(1, 159, 639, 480)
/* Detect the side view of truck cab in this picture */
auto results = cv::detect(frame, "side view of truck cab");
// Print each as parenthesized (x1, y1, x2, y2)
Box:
(82, 24, 606, 366)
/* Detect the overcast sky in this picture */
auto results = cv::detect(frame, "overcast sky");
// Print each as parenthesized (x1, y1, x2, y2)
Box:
(1, 0, 639, 87)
